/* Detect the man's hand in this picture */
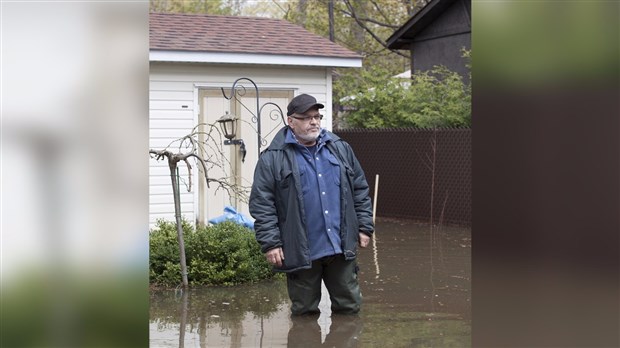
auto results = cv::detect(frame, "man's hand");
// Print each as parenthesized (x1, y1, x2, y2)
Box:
(359, 232, 370, 248)
(265, 247, 285, 267)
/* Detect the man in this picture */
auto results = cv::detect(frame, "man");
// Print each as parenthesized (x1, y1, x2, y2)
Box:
(249, 93, 374, 316)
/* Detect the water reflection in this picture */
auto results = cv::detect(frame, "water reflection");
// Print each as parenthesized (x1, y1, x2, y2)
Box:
(178, 290, 188, 348)
(288, 314, 363, 347)
(150, 218, 471, 347)
(371, 233, 381, 279)
(150, 281, 290, 347)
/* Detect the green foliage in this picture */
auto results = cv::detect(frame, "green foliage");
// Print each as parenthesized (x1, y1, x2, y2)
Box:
(282, 0, 414, 105)
(277, 1, 459, 129)
(280, 0, 417, 122)
(149, 219, 278, 287)
(149, 0, 241, 15)
(341, 65, 471, 129)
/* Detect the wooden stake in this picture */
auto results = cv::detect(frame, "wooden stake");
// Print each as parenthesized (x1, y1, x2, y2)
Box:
(373, 174, 379, 224)
(372, 174, 380, 278)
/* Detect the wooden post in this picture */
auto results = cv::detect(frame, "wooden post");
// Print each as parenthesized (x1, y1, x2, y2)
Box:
(373, 174, 379, 224)
(169, 158, 189, 288)
(372, 174, 380, 278)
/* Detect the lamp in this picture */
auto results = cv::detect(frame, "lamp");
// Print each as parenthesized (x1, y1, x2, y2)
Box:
(217, 111, 247, 162)
(217, 111, 239, 144)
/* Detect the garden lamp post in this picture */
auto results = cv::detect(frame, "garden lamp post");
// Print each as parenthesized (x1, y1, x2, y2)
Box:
(217, 111, 246, 162)
(220, 77, 285, 158)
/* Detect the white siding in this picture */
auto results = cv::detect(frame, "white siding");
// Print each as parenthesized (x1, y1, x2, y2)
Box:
(149, 62, 334, 228)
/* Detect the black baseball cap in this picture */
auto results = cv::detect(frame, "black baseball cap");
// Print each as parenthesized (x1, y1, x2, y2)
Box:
(287, 94, 325, 116)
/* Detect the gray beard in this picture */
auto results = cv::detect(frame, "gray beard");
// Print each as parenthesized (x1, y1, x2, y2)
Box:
(293, 129, 320, 144)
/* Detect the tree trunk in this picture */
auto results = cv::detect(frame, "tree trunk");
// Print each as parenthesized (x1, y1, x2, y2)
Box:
(297, 0, 308, 28)
(169, 159, 189, 288)
(328, 0, 334, 42)
(350, 0, 366, 48)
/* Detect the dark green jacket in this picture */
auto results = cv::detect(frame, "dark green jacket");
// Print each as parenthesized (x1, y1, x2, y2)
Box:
(249, 127, 374, 272)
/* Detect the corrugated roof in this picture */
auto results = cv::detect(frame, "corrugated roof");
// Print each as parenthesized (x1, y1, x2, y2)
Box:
(150, 12, 361, 59)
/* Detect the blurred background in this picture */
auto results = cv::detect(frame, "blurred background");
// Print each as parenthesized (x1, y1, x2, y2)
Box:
(2, 2, 149, 346)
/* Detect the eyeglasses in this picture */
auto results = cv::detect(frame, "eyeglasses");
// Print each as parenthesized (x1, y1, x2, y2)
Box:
(291, 114, 323, 122)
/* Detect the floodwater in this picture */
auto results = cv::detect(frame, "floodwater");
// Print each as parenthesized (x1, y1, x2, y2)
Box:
(150, 218, 471, 347)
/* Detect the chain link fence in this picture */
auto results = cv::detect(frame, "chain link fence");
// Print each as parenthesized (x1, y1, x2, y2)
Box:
(335, 128, 471, 226)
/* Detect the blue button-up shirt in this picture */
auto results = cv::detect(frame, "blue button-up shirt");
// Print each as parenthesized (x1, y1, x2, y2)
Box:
(285, 128, 342, 261)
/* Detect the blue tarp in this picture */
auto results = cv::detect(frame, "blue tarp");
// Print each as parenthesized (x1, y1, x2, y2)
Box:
(208, 205, 255, 230)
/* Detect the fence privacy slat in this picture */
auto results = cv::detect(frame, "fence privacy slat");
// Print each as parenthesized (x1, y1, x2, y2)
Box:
(335, 128, 471, 226)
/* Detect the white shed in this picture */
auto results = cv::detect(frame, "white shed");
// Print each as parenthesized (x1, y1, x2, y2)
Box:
(149, 13, 362, 227)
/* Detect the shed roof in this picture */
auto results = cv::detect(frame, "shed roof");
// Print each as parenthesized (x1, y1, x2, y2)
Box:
(150, 12, 361, 60)
(387, 0, 469, 50)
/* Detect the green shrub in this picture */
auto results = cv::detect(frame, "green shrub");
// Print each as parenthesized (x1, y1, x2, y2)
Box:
(149, 218, 193, 285)
(342, 65, 471, 129)
(149, 219, 279, 287)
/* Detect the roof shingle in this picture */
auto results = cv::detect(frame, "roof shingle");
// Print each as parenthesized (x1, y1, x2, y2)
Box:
(150, 12, 361, 59)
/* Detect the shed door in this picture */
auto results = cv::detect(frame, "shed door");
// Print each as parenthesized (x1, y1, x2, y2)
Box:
(198, 88, 292, 225)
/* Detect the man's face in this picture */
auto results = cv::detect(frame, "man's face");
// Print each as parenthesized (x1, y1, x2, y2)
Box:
(287, 108, 322, 145)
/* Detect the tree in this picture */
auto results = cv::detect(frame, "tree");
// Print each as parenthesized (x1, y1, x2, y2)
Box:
(279, 0, 426, 126)
(341, 65, 471, 129)
(149, 123, 250, 288)
(148, 0, 426, 120)
(148, 0, 469, 128)
(149, 0, 242, 15)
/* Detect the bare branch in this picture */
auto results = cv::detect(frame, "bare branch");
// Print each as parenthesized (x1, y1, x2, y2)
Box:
(148, 122, 252, 198)
(186, 153, 211, 189)
(183, 158, 192, 192)
(205, 177, 250, 204)
(368, 0, 394, 25)
(415, 148, 433, 172)
(149, 149, 173, 162)
(341, 0, 410, 58)
(270, 0, 288, 15)
(339, 7, 399, 29)
(425, 152, 433, 167)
